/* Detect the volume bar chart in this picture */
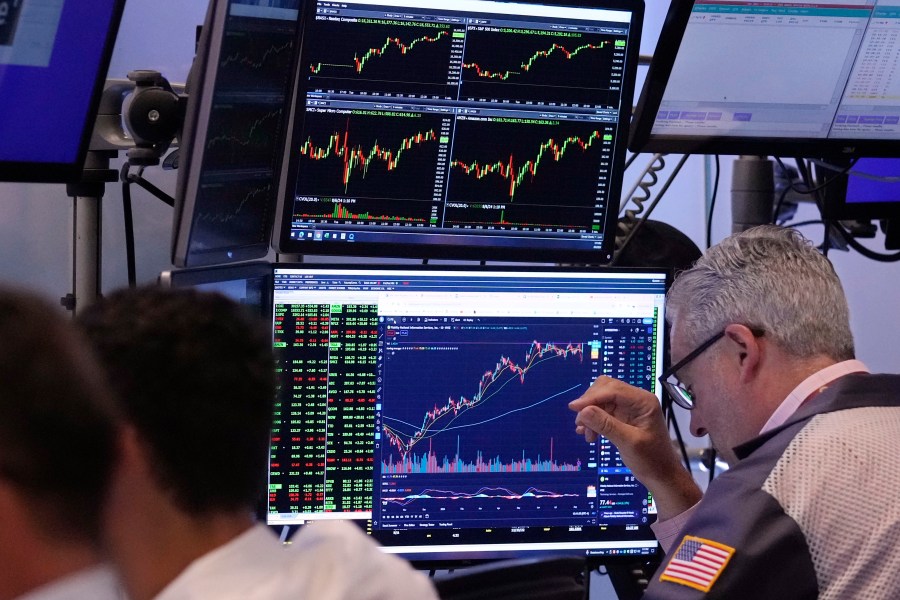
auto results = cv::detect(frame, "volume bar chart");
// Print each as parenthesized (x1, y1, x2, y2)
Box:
(382, 437, 582, 474)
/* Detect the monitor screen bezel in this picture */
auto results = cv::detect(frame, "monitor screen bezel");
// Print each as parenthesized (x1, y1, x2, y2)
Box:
(266, 261, 668, 568)
(171, 0, 302, 268)
(0, 0, 126, 183)
(159, 260, 274, 320)
(272, 0, 645, 264)
(629, 0, 900, 159)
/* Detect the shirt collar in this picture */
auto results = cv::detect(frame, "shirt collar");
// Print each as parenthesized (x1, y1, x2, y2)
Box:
(759, 359, 870, 435)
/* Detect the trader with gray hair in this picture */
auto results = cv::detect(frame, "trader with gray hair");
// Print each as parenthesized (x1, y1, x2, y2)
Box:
(570, 225, 900, 598)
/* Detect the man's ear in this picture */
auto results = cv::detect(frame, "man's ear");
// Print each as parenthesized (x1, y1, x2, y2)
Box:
(723, 323, 762, 384)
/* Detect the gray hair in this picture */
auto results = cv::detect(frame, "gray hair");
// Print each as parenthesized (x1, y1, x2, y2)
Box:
(666, 225, 855, 361)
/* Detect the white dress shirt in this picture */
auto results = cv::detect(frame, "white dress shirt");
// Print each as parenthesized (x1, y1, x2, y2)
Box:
(15, 565, 124, 600)
(155, 521, 438, 600)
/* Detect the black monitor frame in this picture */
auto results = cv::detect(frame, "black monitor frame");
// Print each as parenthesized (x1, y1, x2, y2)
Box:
(630, 1, 900, 158)
(171, 0, 301, 268)
(0, 0, 126, 183)
(273, 0, 644, 264)
(266, 262, 668, 568)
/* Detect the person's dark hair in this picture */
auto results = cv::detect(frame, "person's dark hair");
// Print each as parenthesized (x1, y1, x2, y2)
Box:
(76, 286, 275, 515)
(0, 287, 118, 543)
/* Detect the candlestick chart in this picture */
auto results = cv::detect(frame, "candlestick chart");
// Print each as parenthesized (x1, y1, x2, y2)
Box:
(374, 320, 600, 527)
(378, 322, 595, 475)
(459, 29, 626, 106)
(292, 110, 445, 224)
(445, 118, 612, 231)
(303, 19, 457, 93)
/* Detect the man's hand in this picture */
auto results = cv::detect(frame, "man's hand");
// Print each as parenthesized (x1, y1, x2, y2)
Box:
(569, 376, 702, 520)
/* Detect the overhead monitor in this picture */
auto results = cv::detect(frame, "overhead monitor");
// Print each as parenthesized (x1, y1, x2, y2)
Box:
(273, 0, 644, 264)
(0, 0, 125, 182)
(171, 0, 301, 267)
(267, 264, 667, 566)
(630, 1, 900, 158)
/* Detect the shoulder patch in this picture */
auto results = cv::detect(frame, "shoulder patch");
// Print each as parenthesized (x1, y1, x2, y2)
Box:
(659, 535, 735, 593)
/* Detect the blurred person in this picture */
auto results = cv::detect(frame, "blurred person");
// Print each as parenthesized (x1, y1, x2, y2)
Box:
(77, 286, 438, 600)
(570, 225, 900, 598)
(0, 287, 122, 600)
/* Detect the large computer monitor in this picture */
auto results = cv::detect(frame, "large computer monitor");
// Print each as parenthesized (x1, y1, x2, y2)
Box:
(273, 0, 644, 264)
(630, 0, 900, 158)
(171, 0, 301, 267)
(0, 0, 125, 182)
(266, 264, 667, 565)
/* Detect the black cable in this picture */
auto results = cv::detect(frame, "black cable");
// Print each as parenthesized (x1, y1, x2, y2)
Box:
(789, 158, 833, 254)
(623, 151, 640, 172)
(788, 158, 900, 261)
(775, 156, 857, 197)
(706, 155, 720, 249)
(773, 185, 790, 225)
(707, 446, 716, 486)
(120, 163, 137, 288)
(614, 154, 689, 262)
(786, 220, 826, 230)
(126, 171, 176, 207)
(832, 222, 900, 262)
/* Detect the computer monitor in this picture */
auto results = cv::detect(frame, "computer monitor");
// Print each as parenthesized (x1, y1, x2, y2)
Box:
(267, 264, 667, 565)
(159, 260, 272, 319)
(630, 1, 900, 158)
(171, 0, 301, 267)
(0, 0, 125, 182)
(820, 158, 900, 221)
(273, 0, 644, 264)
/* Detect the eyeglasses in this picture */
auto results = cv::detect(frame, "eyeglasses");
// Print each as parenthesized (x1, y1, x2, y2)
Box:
(658, 327, 764, 410)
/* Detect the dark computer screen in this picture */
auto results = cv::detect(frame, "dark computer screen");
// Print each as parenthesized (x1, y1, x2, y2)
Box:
(171, 0, 301, 267)
(267, 264, 667, 565)
(630, 1, 900, 157)
(273, 0, 644, 264)
(0, 0, 125, 182)
(159, 260, 272, 319)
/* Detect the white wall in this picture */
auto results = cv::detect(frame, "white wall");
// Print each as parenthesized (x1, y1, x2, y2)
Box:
(0, 0, 896, 379)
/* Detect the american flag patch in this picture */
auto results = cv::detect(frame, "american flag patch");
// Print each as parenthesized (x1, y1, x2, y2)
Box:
(659, 535, 735, 592)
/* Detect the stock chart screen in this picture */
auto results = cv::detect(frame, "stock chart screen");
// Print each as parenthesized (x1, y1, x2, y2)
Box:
(173, 0, 301, 266)
(266, 266, 665, 563)
(275, 0, 643, 263)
